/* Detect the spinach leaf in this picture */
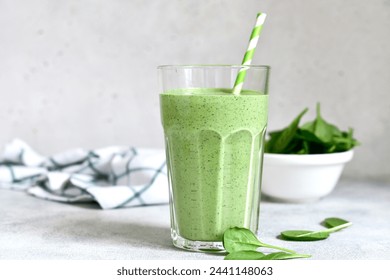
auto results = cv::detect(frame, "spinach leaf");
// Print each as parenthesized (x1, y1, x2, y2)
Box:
(224, 251, 310, 260)
(224, 250, 265, 260)
(301, 103, 342, 144)
(281, 230, 330, 241)
(296, 129, 324, 144)
(266, 103, 359, 154)
(265, 108, 308, 153)
(223, 227, 296, 254)
(324, 217, 349, 228)
(256, 252, 311, 260)
(223, 227, 262, 252)
(328, 128, 359, 153)
(281, 217, 352, 241)
(323, 217, 352, 232)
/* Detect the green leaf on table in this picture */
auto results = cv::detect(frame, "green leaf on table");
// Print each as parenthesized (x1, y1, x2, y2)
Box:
(265, 108, 308, 153)
(224, 251, 311, 260)
(281, 230, 330, 241)
(323, 217, 352, 232)
(257, 252, 311, 260)
(223, 227, 296, 254)
(281, 217, 352, 242)
(324, 217, 349, 228)
(223, 227, 262, 253)
(224, 250, 265, 260)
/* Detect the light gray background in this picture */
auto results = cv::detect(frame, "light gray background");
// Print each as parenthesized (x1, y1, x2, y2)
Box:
(0, 0, 389, 182)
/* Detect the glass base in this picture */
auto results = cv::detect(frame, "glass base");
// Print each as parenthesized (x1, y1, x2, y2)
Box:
(171, 230, 225, 252)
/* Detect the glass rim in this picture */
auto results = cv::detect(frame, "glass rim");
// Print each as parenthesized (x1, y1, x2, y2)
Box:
(157, 64, 271, 70)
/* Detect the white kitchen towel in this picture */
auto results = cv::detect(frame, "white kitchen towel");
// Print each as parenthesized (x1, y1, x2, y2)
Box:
(0, 139, 168, 209)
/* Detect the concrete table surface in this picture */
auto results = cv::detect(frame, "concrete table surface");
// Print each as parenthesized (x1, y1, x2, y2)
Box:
(0, 180, 389, 260)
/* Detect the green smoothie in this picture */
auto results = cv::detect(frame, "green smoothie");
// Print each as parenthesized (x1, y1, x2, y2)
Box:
(160, 88, 268, 242)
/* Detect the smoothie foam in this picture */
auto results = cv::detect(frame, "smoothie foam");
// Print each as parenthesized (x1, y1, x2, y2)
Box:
(160, 88, 268, 241)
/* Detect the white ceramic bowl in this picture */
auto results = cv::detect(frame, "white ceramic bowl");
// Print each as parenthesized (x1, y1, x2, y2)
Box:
(262, 150, 354, 202)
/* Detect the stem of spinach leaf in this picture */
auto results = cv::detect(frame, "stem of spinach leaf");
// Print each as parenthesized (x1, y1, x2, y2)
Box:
(296, 221, 353, 237)
(258, 241, 296, 254)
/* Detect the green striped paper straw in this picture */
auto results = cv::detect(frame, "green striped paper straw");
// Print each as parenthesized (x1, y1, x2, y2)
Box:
(232, 12, 267, 95)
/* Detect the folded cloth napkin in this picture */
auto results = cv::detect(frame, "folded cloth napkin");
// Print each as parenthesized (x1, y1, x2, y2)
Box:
(0, 139, 168, 209)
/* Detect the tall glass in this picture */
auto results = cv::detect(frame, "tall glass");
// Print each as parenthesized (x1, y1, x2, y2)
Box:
(159, 65, 270, 252)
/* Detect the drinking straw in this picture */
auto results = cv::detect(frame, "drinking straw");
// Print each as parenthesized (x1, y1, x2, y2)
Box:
(232, 12, 267, 95)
